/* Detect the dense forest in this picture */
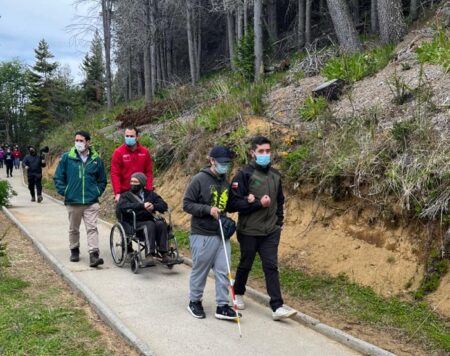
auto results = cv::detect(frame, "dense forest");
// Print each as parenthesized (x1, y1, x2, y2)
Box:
(0, 0, 443, 146)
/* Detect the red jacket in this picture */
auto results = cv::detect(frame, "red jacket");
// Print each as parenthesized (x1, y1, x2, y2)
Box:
(12, 149, 22, 159)
(111, 143, 153, 194)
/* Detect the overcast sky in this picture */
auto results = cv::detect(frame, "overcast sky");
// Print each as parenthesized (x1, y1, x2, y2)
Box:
(0, 0, 97, 83)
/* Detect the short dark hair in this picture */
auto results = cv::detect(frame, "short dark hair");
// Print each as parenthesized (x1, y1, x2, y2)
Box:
(125, 126, 139, 136)
(75, 130, 91, 141)
(251, 136, 271, 150)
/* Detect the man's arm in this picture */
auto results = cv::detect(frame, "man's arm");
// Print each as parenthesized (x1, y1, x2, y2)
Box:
(183, 178, 211, 217)
(228, 169, 262, 214)
(144, 150, 153, 191)
(110, 149, 122, 195)
(276, 179, 285, 227)
(53, 155, 67, 196)
(97, 158, 108, 196)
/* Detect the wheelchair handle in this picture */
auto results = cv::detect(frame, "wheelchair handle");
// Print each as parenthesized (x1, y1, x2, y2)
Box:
(124, 209, 137, 230)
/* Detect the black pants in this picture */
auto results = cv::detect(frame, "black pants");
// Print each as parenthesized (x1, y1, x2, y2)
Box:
(136, 220, 169, 255)
(5, 161, 13, 177)
(234, 229, 283, 311)
(0, 158, 3, 168)
(28, 175, 42, 198)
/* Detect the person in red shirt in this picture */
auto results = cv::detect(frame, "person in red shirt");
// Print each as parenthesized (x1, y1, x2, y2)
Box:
(12, 146, 22, 169)
(111, 126, 153, 203)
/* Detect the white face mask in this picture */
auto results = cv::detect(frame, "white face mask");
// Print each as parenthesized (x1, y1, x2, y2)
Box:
(75, 142, 86, 153)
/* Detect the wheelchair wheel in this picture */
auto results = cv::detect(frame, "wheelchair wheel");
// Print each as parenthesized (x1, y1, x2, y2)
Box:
(110, 223, 127, 267)
(131, 254, 139, 274)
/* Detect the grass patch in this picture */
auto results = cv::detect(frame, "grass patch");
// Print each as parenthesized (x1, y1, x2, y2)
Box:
(417, 30, 450, 72)
(298, 96, 329, 121)
(321, 45, 395, 82)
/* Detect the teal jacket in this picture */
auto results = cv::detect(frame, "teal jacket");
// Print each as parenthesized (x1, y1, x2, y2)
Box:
(53, 147, 107, 205)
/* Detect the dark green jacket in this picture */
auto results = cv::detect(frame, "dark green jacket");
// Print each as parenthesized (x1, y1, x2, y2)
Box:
(53, 147, 107, 205)
(229, 161, 284, 236)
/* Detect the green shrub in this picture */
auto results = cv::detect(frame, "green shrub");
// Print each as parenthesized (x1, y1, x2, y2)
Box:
(282, 146, 313, 180)
(0, 181, 15, 207)
(234, 29, 255, 81)
(298, 96, 329, 121)
(196, 101, 239, 132)
(321, 45, 395, 82)
(417, 30, 450, 72)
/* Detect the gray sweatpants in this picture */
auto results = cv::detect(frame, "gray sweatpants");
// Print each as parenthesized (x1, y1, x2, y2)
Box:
(189, 234, 231, 306)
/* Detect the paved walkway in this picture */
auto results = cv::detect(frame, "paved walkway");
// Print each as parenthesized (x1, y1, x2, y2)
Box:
(3, 169, 362, 356)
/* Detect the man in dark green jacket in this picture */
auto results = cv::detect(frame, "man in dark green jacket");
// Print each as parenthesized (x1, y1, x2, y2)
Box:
(54, 131, 107, 267)
(229, 136, 297, 321)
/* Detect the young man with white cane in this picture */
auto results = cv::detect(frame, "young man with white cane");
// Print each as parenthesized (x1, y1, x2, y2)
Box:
(183, 145, 241, 321)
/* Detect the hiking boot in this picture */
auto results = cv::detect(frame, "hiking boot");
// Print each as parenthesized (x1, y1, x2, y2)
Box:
(187, 301, 206, 319)
(272, 306, 297, 321)
(235, 294, 245, 310)
(143, 254, 156, 267)
(215, 305, 242, 320)
(89, 251, 104, 267)
(37, 195, 43, 203)
(31, 196, 36, 202)
(70, 248, 80, 262)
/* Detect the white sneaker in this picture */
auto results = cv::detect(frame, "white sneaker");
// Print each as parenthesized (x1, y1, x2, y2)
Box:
(234, 295, 245, 310)
(272, 306, 297, 321)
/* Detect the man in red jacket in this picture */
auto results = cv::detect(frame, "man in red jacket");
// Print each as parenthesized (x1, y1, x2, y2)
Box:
(111, 126, 153, 202)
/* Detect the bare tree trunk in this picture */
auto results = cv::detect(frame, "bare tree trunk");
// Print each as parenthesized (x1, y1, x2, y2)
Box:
(144, 44, 152, 104)
(149, 0, 156, 96)
(186, 0, 197, 85)
(196, 6, 202, 81)
(137, 53, 144, 97)
(298, 0, 305, 48)
(371, 0, 378, 33)
(254, 0, 263, 81)
(227, 10, 236, 70)
(156, 42, 162, 89)
(128, 50, 133, 101)
(237, 3, 243, 41)
(410, 0, 418, 20)
(305, 0, 312, 45)
(166, 36, 173, 80)
(377, 0, 407, 44)
(243, 0, 248, 33)
(351, 0, 359, 25)
(326, 0, 362, 53)
(101, 0, 113, 110)
(267, 0, 277, 42)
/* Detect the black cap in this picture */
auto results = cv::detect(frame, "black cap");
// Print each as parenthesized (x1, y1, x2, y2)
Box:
(209, 145, 233, 163)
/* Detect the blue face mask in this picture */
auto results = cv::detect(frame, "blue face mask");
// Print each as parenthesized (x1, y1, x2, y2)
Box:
(215, 162, 230, 175)
(255, 154, 271, 167)
(125, 137, 136, 146)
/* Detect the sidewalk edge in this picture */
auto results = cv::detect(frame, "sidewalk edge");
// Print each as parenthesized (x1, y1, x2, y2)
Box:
(2, 205, 155, 356)
(183, 257, 394, 356)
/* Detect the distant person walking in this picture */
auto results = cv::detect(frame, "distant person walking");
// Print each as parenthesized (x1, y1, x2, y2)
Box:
(12, 146, 22, 169)
(0, 146, 4, 169)
(53, 131, 107, 268)
(229, 136, 297, 321)
(4, 146, 13, 178)
(183, 145, 241, 321)
(111, 126, 153, 203)
(22, 145, 46, 202)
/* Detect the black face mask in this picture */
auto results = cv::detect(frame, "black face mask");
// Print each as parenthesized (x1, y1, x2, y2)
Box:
(130, 184, 142, 193)
(30, 150, 36, 155)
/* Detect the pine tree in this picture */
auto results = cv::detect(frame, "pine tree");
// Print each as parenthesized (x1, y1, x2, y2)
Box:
(81, 31, 106, 108)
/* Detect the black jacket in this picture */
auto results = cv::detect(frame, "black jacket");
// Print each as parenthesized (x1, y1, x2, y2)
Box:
(228, 161, 284, 236)
(22, 154, 46, 177)
(183, 167, 233, 236)
(117, 189, 168, 226)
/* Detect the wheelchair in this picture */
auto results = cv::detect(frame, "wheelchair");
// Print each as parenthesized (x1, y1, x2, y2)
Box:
(109, 209, 183, 274)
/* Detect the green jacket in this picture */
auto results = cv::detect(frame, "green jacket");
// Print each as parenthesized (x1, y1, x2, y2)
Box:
(53, 147, 107, 205)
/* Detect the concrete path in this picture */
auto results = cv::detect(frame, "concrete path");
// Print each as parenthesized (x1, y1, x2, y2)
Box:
(3, 169, 362, 356)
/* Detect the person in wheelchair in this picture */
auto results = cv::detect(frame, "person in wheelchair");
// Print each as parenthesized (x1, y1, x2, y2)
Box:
(117, 172, 174, 266)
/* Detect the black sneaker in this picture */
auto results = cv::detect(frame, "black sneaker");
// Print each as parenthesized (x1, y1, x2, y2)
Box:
(187, 301, 206, 319)
(37, 195, 43, 203)
(215, 305, 242, 320)
(89, 251, 104, 267)
(31, 196, 36, 202)
(70, 248, 80, 262)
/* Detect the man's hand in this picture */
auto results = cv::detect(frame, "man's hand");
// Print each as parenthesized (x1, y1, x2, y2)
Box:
(144, 202, 154, 212)
(260, 195, 271, 208)
(114, 193, 121, 203)
(24, 166, 29, 170)
(210, 207, 220, 220)
(247, 194, 256, 203)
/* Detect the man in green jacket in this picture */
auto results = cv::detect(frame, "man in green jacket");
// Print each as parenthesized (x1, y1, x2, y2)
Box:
(229, 136, 297, 321)
(54, 131, 107, 267)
